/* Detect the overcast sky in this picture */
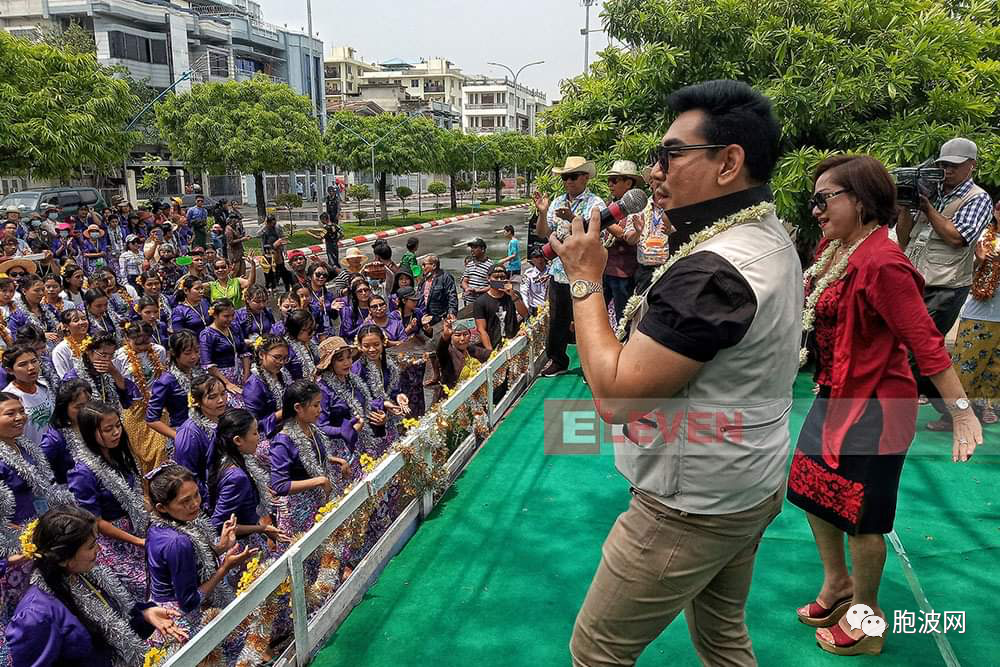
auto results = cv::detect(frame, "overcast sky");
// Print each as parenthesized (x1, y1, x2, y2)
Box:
(255, 0, 611, 101)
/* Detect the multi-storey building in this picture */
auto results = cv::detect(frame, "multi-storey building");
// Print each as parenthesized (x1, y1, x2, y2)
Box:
(324, 45, 380, 102)
(462, 76, 546, 136)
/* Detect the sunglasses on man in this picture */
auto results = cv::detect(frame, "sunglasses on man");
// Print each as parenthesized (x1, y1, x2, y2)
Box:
(560, 172, 585, 182)
(648, 143, 728, 174)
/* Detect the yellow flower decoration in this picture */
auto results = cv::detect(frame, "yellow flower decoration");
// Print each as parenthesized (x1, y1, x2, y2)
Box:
(277, 577, 292, 596)
(236, 555, 262, 596)
(187, 392, 197, 408)
(401, 417, 420, 430)
(19, 519, 39, 560)
(78, 335, 95, 354)
(441, 384, 454, 397)
(313, 499, 337, 523)
(143, 647, 168, 667)
(359, 453, 376, 475)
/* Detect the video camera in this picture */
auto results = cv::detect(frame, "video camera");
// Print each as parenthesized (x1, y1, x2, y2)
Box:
(891, 160, 945, 207)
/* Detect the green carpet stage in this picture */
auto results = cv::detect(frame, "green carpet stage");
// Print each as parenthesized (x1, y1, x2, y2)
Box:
(313, 354, 996, 666)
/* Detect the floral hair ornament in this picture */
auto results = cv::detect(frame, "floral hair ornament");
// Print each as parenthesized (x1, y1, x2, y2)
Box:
(0, 273, 7, 279)
(143, 461, 178, 481)
(253, 336, 266, 351)
(19, 518, 39, 560)
(78, 335, 96, 353)
(187, 392, 197, 408)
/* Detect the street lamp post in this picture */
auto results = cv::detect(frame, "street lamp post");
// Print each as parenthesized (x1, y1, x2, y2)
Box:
(305, 0, 324, 218)
(486, 60, 544, 198)
(582, 0, 598, 74)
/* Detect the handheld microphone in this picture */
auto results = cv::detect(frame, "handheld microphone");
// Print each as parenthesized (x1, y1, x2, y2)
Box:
(541, 188, 648, 260)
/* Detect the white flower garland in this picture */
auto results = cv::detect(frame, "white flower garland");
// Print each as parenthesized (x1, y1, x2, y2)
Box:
(615, 202, 777, 341)
(288, 339, 318, 380)
(799, 225, 879, 367)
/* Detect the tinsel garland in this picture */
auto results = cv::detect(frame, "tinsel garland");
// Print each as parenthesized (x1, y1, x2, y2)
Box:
(0, 437, 76, 509)
(288, 339, 319, 380)
(282, 420, 331, 481)
(972, 224, 1000, 300)
(70, 356, 122, 410)
(167, 364, 193, 395)
(318, 371, 379, 456)
(250, 362, 292, 407)
(149, 515, 232, 606)
(66, 435, 149, 534)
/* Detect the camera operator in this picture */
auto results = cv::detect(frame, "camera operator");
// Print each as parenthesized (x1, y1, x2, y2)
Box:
(896, 138, 994, 429)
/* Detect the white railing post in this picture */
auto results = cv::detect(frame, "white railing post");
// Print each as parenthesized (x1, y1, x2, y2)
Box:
(287, 545, 311, 666)
(486, 366, 495, 428)
(420, 440, 435, 518)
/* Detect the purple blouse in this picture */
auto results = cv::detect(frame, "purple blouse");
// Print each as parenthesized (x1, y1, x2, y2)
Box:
(146, 522, 206, 613)
(234, 306, 275, 342)
(362, 315, 407, 342)
(199, 326, 246, 370)
(338, 300, 369, 341)
(307, 288, 337, 336)
(210, 463, 260, 530)
(6, 584, 155, 667)
(269, 431, 326, 497)
(173, 418, 215, 504)
(0, 453, 43, 525)
(317, 379, 363, 451)
(243, 374, 280, 439)
(67, 462, 135, 522)
(170, 300, 212, 336)
(41, 427, 73, 486)
(286, 342, 316, 382)
(62, 368, 139, 409)
(145, 371, 188, 427)
(9, 306, 54, 335)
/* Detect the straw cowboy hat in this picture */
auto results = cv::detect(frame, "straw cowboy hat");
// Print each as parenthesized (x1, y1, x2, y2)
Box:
(344, 247, 368, 264)
(0, 258, 38, 275)
(551, 156, 596, 179)
(316, 335, 361, 371)
(601, 160, 642, 181)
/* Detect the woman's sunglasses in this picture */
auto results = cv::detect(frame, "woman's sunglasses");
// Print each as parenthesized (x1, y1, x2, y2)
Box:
(808, 189, 850, 212)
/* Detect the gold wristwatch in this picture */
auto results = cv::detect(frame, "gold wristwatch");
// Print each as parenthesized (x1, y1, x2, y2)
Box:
(570, 279, 603, 299)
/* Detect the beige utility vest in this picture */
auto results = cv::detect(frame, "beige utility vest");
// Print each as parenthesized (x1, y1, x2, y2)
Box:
(614, 212, 803, 514)
(905, 183, 988, 288)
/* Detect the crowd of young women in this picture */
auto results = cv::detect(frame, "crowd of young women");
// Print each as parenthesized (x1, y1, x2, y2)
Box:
(0, 250, 420, 666)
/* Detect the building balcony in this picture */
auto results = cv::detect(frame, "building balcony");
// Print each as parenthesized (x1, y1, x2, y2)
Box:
(423, 84, 445, 93)
(465, 103, 507, 110)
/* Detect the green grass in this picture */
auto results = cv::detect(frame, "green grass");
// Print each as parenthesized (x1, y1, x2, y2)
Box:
(246, 199, 529, 250)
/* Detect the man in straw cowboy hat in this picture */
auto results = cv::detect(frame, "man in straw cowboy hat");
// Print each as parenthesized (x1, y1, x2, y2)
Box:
(532, 156, 606, 377)
(601, 160, 643, 323)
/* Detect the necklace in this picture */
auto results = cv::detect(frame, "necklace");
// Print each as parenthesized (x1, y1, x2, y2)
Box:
(616, 201, 777, 341)
(251, 363, 291, 405)
(191, 409, 218, 441)
(71, 357, 120, 409)
(212, 325, 239, 367)
(0, 437, 75, 511)
(169, 363, 193, 395)
(150, 515, 229, 606)
(799, 225, 878, 366)
(319, 371, 377, 456)
(282, 420, 330, 480)
(187, 301, 206, 326)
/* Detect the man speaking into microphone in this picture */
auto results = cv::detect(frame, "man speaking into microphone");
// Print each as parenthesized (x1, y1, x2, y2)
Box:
(552, 80, 802, 666)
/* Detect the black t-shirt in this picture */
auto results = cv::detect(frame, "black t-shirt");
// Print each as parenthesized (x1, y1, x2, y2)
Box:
(636, 251, 757, 363)
(473, 292, 518, 348)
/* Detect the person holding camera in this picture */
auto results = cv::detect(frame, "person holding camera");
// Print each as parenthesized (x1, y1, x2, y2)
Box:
(896, 138, 994, 430)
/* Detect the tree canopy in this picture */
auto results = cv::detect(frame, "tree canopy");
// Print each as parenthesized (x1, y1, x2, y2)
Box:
(542, 0, 1000, 239)
(155, 75, 323, 216)
(0, 32, 141, 180)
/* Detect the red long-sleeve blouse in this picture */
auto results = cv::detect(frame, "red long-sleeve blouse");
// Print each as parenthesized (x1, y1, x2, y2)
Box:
(811, 226, 953, 468)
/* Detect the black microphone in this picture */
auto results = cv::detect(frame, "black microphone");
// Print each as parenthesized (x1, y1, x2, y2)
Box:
(541, 188, 648, 260)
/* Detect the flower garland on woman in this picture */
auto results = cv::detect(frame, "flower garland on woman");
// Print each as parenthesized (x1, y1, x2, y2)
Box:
(284, 308, 320, 382)
(66, 332, 140, 413)
(52, 308, 90, 380)
(67, 401, 149, 600)
(114, 322, 169, 474)
(243, 335, 292, 467)
(5, 507, 186, 667)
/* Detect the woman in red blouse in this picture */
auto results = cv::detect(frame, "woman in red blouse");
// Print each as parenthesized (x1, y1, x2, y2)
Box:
(790, 155, 982, 656)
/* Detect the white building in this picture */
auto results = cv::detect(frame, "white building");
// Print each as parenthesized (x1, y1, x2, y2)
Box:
(462, 76, 546, 136)
(324, 45, 380, 102)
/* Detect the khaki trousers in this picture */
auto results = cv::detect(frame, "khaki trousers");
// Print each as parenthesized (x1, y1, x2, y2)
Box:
(570, 487, 784, 667)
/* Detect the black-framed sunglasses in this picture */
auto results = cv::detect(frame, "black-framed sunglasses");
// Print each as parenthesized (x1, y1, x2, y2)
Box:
(560, 172, 585, 181)
(808, 189, 850, 212)
(648, 143, 727, 174)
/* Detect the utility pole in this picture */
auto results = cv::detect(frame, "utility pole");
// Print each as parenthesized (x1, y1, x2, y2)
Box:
(487, 60, 543, 198)
(582, 0, 598, 74)
(306, 0, 323, 218)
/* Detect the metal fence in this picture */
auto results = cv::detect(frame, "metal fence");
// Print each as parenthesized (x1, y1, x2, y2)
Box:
(163, 312, 549, 666)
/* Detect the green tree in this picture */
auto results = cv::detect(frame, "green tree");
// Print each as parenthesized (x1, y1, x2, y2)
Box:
(326, 113, 441, 221)
(0, 32, 141, 180)
(155, 75, 323, 219)
(483, 132, 541, 204)
(39, 19, 95, 55)
(427, 181, 447, 208)
(348, 183, 371, 212)
(395, 185, 413, 214)
(431, 129, 479, 210)
(137, 154, 169, 197)
(543, 0, 1000, 243)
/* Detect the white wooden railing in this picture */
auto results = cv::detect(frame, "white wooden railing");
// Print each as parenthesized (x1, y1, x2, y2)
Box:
(164, 319, 547, 666)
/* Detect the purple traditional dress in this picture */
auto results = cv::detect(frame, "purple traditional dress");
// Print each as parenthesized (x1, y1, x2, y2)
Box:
(306, 287, 337, 340)
(286, 338, 319, 382)
(173, 411, 217, 508)
(83, 308, 123, 341)
(243, 363, 292, 467)
(234, 306, 275, 345)
(8, 303, 60, 352)
(64, 360, 139, 413)
(40, 426, 76, 486)
(0, 436, 77, 667)
(146, 517, 243, 663)
(361, 315, 407, 343)
(66, 438, 149, 601)
(170, 300, 212, 336)
(337, 299, 369, 342)
(269, 421, 340, 537)
(6, 567, 158, 667)
(145, 366, 193, 454)
(199, 325, 249, 408)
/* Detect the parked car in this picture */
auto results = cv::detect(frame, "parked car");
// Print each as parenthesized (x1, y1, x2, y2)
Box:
(0, 187, 107, 221)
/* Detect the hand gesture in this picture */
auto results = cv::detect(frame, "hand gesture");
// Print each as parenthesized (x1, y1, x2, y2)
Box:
(952, 410, 983, 463)
(142, 606, 188, 643)
(555, 207, 575, 222)
(369, 410, 386, 426)
(549, 207, 608, 285)
(532, 191, 550, 214)
(353, 417, 365, 433)
(315, 476, 332, 495)
(918, 194, 933, 215)
(332, 300, 344, 311)
(261, 524, 292, 543)
(218, 514, 238, 552)
(396, 393, 410, 415)
(421, 314, 433, 326)
(222, 544, 259, 570)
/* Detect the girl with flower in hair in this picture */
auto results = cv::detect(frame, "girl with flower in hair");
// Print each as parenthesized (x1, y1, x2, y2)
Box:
(51, 308, 90, 380)
(9, 274, 61, 349)
(145, 331, 200, 455)
(234, 285, 275, 347)
(200, 299, 250, 408)
(68, 401, 149, 600)
(170, 275, 211, 337)
(113, 321, 169, 473)
(41, 380, 92, 485)
(145, 464, 255, 662)
(174, 375, 227, 506)
(64, 332, 141, 412)
(5, 507, 186, 667)
(81, 287, 124, 342)
(284, 308, 319, 382)
(42, 273, 72, 319)
(0, 391, 77, 664)
(134, 296, 170, 347)
(242, 335, 292, 466)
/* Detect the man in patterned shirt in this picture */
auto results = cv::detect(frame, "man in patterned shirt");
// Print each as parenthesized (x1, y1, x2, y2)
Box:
(533, 156, 606, 377)
(897, 137, 994, 429)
